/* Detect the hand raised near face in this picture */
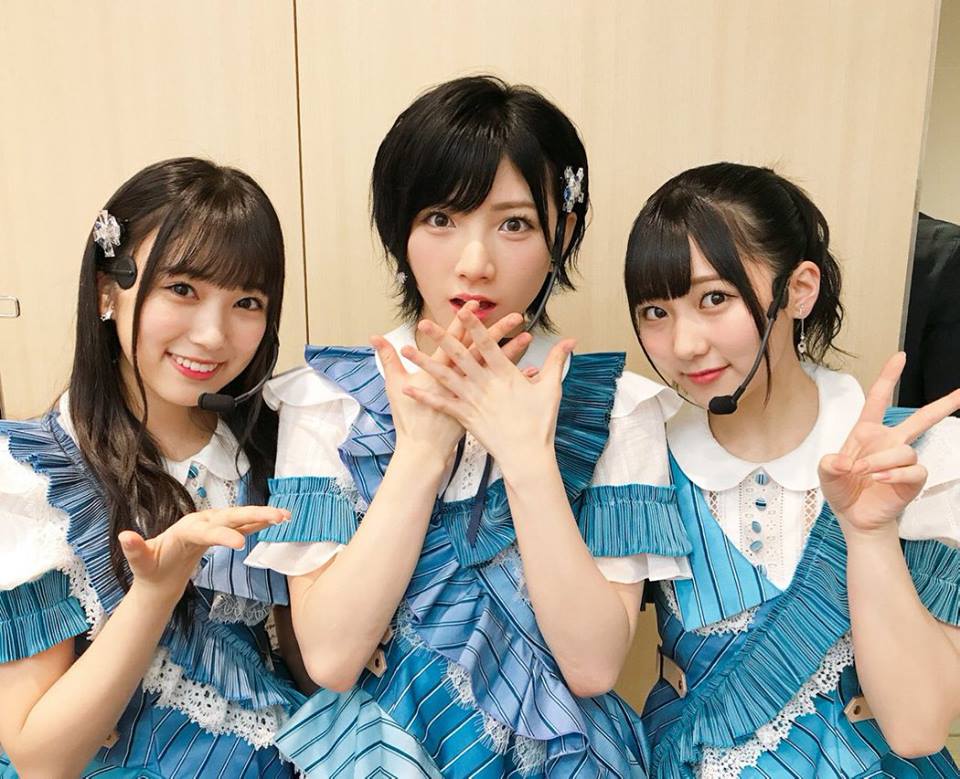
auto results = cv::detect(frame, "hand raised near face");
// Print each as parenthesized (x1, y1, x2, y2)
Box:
(400, 306, 575, 476)
(371, 301, 530, 464)
(819, 352, 960, 534)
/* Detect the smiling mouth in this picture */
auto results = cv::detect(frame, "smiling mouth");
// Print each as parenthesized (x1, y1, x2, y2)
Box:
(168, 353, 223, 380)
(684, 366, 728, 385)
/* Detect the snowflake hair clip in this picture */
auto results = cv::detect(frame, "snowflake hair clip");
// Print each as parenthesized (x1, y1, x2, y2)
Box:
(562, 166, 585, 214)
(92, 209, 122, 257)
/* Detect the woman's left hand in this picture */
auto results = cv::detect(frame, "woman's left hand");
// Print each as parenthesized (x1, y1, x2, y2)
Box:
(819, 352, 960, 534)
(400, 307, 575, 476)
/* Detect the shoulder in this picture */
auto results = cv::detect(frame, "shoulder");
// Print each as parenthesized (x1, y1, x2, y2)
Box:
(611, 369, 681, 422)
(0, 428, 76, 591)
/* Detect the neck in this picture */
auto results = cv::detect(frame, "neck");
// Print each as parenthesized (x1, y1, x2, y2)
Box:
(708, 354, 819, 463)
(120, 363, 217, 461)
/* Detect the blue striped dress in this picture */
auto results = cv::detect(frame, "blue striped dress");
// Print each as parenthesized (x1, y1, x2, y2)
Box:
(0, 412, 304, 778)
(253, 344, 690, 777)
(642, 410, 960, 779)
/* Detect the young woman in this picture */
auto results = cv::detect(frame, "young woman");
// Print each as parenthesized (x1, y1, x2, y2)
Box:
(0, 158, 302, 777)
(245, 75, 689, 777)
(623, 162, 960, 777)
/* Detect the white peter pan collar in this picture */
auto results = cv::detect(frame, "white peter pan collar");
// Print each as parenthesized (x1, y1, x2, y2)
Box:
(375, 322, 571, 378)
(57, 393, 248, 486)
(666, 364, 864, 491)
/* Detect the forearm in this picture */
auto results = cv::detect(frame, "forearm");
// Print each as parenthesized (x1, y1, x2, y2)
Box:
(292, 447, 447, 689)
(503, 451, 637, 697)
(10, 581, 179, 776)
(845, 522, 959, 755)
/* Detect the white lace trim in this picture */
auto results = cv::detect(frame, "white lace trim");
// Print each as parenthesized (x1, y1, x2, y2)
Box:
(5, 473, 108, 636)
(141, 646, 286, 748)
(335, 471, 368, 513)
(660, 582, 757, 636)
(697, 634, 855, 778)
(396, 604, 546, 773)
(489, 545, 530, 605)
(208, 593, 272, 626)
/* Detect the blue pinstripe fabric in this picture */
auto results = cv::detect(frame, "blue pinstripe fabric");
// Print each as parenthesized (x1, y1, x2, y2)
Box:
(0, 416, 299, 778)
(668, 454, 781, 630)
(643, 446, 960, 778)
(268, 347, 664, 777)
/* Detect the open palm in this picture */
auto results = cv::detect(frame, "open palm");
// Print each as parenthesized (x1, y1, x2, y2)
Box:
(120, 506, 288, 594)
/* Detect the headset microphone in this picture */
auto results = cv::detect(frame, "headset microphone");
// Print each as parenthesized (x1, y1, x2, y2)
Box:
(707, 278, 789, 416)
(197, 328, 280, 414)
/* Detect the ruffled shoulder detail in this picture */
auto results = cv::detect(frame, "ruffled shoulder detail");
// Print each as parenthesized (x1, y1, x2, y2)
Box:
(1, 414, 126, 616)
(260, 476, 359, 544)
(887, 408, 960, 547)
(0, 430, 79, 591)
(0, 569, 88, 662)
(904, 539, 960, 625)
(612, 369, 682, 422)
(264, 363, 357, 412)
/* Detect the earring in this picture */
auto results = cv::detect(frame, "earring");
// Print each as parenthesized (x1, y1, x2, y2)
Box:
(396, 271, 407, 286)
(797, 305, 807, 358)
(100, 307, 114, 322)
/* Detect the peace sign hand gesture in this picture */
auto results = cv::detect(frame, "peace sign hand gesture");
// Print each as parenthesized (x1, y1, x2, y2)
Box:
(819, 352, 960, 534)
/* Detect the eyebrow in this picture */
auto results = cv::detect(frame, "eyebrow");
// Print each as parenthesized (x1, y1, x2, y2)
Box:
(689, 274, 723, 285)
(490, 200, 537, 211)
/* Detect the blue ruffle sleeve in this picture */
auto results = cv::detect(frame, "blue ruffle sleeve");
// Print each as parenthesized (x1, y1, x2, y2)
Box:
(0, 570, 88, 663)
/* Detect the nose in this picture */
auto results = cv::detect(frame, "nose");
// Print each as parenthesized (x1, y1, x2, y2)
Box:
(453, 236, 494, 285)
(672, 315, 710, 362)
(189, 304, 228, 353)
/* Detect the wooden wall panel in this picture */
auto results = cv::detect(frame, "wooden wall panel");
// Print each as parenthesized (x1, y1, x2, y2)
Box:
(0, 0, 306, 419)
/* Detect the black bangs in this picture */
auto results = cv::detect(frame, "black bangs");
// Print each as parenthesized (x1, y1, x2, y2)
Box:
(418, 121, 505, 220)
(372, 75, 589, 324)
(149, 180, 284, 301)
(625, 184, 766, 336)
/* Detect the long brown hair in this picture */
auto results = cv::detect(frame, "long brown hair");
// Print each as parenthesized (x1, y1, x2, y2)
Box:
(69, 158, 285, 612)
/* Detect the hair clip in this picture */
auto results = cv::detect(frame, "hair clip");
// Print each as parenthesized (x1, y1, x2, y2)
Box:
(562, 167, 585, 214)
(93, 209, 122, 258)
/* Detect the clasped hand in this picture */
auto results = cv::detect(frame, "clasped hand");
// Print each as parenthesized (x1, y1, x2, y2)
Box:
(393, 306, 575, 476)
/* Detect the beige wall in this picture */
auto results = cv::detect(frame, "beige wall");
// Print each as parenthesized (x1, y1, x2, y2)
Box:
(921, 0, 960, 225)
(0, 0, 945, 732)
(0, 0, 307, 419)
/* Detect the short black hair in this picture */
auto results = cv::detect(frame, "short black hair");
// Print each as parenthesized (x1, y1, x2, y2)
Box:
(371, 75, 589, 329)
(624, 162, 844, 368)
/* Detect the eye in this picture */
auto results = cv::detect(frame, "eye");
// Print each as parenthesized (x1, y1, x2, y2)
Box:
(640, 305, 668, 321)
(425, 211, 452, 228)
(167, 282, 195, 298)
(236, 296, 265, 311)
(500, 215, 534, 233)
(701, 290, 730, 308)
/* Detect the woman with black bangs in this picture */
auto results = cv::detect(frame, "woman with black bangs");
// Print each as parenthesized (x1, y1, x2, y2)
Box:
(245, 75, 688, 777)
(624, 163, 960, 777)
(0, 158, 303, 777)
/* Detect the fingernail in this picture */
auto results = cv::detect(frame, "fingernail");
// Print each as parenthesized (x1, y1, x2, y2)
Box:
(872, 471, 891, 481)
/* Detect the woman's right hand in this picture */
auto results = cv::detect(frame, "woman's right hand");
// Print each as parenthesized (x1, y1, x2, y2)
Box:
(119, 506, 289, 597)
(371, 302, 530, 464)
